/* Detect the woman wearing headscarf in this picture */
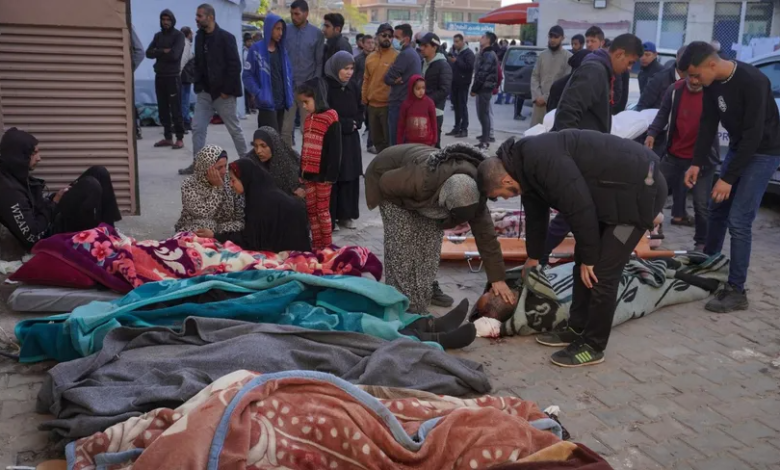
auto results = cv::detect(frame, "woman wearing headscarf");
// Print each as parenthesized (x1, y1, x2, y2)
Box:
(175, 144, 244, 234)
(245, 126, 305, 198)
(365, 143, 513, 313)
(196, 159, 311, 253)
(324, 51, 363, 230)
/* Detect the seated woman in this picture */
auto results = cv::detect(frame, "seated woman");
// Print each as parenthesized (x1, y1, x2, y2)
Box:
(245, 127, 305, 198)
(175, 145, 244, 234)
(196, 159, 311, 253)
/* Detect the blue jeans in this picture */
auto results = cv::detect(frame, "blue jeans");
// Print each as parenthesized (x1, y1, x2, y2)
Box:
(388, 103, 400, 146)
(660, 154, 715, 246)
(181, 83, 192, 126)
(705, 151, 780, 290)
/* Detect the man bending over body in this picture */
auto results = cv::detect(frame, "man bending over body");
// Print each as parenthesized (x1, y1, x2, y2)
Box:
(0, 128, 121, 250)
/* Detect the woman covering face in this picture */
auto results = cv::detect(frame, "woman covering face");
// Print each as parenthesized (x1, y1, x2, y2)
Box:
(247, 127, 305, 198)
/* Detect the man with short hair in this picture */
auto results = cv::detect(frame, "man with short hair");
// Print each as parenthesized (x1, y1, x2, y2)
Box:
(446, 33, 475, 138)
(418, 33, 452, 148)
(471, 32, 499, 150)
(680, 41, 780, 312)
(384, 23, 421, 146)
(322, 13, 351, 72)
(530, 25, 571, 126)
(179, 3, 247, 175)
(146, 9, 186, 150)
(638, 41, 664, 93)
(283, 0, 324, 147)
(354, 32, 365, 56)
(477, 131, 666, 367)
(363, 24, 398, 153)
(584, 26, 604, 52)
(637, 45, 685, 111)
(571, 34, 585, 52)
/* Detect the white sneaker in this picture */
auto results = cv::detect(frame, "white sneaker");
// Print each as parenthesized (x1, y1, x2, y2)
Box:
(332, 224, 340, 232)
(340, 219, 356, 229)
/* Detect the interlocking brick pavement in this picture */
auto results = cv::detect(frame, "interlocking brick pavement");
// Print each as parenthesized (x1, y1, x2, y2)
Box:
(1, 107, 779, 469)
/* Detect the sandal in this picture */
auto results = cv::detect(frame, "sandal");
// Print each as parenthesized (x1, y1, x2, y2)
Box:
(154, 139, 173, 147)
(172, 140, 184, 149)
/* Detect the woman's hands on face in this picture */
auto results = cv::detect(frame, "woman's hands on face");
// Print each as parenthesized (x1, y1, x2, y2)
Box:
(206, 167, 223, 187)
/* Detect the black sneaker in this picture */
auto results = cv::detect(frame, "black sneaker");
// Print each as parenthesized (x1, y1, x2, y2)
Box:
(178, 164, 194, 175)
(456, 130, 468, 138)
(536, 327, 582, 347)
(550, 341, 605, 368)
(489, 136, 496, 143)
(430, 281, 454, 308)
(705, 284, 748, 313)
(445, 129, 460, 136)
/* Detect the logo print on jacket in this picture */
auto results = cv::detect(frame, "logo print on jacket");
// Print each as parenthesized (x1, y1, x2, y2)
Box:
(718, 96, 727, 112)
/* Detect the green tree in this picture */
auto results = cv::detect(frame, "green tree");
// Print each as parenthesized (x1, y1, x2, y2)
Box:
(250, 0, 271, 28)
(343, 3, 368, 33)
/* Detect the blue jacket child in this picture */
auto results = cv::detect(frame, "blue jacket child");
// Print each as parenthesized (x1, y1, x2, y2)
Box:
(242, 12, 294, 112)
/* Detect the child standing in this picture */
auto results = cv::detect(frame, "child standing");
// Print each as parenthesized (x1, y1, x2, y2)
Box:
(397, 74, 437, 147)
(297, 78, 342, 250)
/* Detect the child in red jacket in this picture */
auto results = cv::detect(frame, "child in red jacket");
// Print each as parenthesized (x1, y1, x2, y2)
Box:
(397, 74, 437, 147)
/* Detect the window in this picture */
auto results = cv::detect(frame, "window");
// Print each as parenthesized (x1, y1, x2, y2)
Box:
(469, 13, 485, 22)
(713, 2, 741, 59)
(659, 2, 687, 49)
(743, 2, 775, 45)
(633, 2, 660, 44)
(370, 9, 378, 22)
(388, 9, 410, 21)
(757, 61, 780, 98)
(440, 11, 464, 27)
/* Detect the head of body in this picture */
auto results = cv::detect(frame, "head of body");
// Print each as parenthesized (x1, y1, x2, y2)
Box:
(480, 32, 497, 52)
(571, 34, 584, 52)
(193, 144, 228, 188)
(584, 26, 604, 51)
(296, 78, 330, 114)
(476, 288, 520, 322)
(290, 0, 309, 28)
(196, 4, 216, 32)
(453, 34, 465, 52)
(477, 155, 522, 200)
(322, 13, 345, 40)
(608, 34, 643, 75)
(181, 26, 193, 41)
(0, 128, 40, 184)
(547, 25, 564, 51)
(393, 24, 413, 51)
(376, 24, 393, 49)
(362, 34, 375, 54)
(325, 50, 355, 85)
(418, 33, 442, 62)
(355, 33, 365, 51)
(243, 32, 253, 49)
(640, 41, 658, 68)
(678, 41, 735, 89)
(160, 9, 175, 31)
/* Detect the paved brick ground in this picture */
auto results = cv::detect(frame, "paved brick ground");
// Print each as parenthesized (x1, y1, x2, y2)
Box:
(1, 104, 779, 469)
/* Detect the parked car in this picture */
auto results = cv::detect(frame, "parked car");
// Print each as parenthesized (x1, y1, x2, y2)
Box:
(743, 50, 780, 194)
(501, 46, 544, 101)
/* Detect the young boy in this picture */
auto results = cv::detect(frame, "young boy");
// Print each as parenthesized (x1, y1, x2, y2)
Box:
(397, 74, 438, 146)
(296, 78, 342, 250)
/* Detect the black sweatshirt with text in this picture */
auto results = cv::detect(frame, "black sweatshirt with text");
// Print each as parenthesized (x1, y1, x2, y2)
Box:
(694, 61, 780, 183)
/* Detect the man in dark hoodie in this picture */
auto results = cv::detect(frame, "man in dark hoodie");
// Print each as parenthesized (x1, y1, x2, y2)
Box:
(146, 9, 186, 150)
(385, 23, 421, 146)
(636, 45, 685, 111)
(446, 33, 475, 138)
(478, 131, 666, 367)
(638, 41, 664, 94)
(471, 32, 499, 150)
(418, 33, 452, 148)
(546, 49, 590, 113)
(322, 13, 351, 73)
(0, 128, 122, 250)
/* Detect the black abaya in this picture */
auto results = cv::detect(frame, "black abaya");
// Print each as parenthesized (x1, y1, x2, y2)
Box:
(216, 159, 311, 252)
(54, 166, 122, 234)
(326, 76, 363, 221)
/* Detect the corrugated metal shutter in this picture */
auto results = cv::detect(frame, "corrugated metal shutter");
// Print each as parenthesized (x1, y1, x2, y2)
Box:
(0, 25, 137, 213)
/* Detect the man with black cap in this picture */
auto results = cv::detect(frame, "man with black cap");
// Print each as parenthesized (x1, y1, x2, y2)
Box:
(638, 41, 664, 94)
(419, 32, 452, 148)
(362, 23, 398, 153)
(530, 25, 571, 126)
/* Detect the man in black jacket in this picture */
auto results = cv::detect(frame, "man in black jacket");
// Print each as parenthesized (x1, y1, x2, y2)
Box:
(322, 13, 351, 73)
(478, 131, 666, 367)
(472, 32, 499, 150)
(636, 46, 685, 111)
(446, 34, 475, 138)
(419, 33, 452, 148)
(146, 9, 185, 150)
(0, 129, 122, 250)
(180, 3, 248, 175)
(638, 41, 664, 94)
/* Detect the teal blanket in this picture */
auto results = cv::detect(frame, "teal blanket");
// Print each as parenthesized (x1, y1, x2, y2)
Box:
(15, 270, 431, 363)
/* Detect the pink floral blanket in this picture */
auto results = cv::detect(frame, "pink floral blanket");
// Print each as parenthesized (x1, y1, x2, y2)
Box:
(32, 225, 382, 293)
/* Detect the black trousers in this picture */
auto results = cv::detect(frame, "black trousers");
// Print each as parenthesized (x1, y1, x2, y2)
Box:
(257, 108, 286, 133)
(451, 85, 469, 132)
(54, 166, 122, 234)
(155, 75, 184, 141)
(435, 115, 444, 149)
(330, 178, 360, 221)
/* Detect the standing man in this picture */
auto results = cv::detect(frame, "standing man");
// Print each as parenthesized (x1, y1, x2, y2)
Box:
(584, 26, 604, 52)
(530, 25, 571, 126)
(571, 34, 585, 52)
(362, 24, 398, 153)
(645, 68, 719, 250)
(384, 24, 421, 146)
(478, 131, 666, 367)
(352, 34, 375, 152)
(638, 41, 664, 94)
(446, 33, 475, 138)
(180, 3, 247, 175)
(418, 33, 452, 148)
(146, 9, 185, 150)
(180, 26, 195, 133)
(637, 45, 684, 111)
(284, 0, 324, 147)
(680, 42, 780, 312)
(471, 32, 499, 150)
(322, 13, 352, 72)
(354, 33, 365, 56)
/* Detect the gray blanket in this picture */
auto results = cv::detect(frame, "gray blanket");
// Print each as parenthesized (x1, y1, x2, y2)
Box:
(38, 317, 491, 439)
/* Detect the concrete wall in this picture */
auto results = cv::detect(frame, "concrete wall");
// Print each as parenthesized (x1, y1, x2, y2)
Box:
(537, 0, 635, 45)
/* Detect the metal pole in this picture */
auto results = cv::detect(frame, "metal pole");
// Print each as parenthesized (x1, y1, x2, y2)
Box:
(656, 1, 665, 46)
(738, 1, 748, 48)
(428, 0, 436, 32)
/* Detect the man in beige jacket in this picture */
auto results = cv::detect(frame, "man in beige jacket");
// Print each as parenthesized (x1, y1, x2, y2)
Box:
(530, 25, 572, 126)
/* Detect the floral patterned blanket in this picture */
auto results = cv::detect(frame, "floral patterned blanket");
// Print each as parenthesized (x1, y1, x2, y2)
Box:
(31, 225, 382, 293)
(66, 370, 612, 470)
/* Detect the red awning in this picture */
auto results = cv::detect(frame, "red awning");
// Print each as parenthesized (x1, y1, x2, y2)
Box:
(478, 3, 539, 25)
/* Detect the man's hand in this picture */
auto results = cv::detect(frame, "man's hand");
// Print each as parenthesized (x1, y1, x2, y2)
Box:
(163, 48, 171, 54)
(220, 93, 230, 100)
(491, 281, 516, 305)
(294, 188, 306, 199)
(684, 165, 700, 189)
(394, 77, 402, 84)
(711, 179, 732, 203)
(470, 92, 476, 97)
(580, 264, 598, 289)
(194, 228, 215, 238)
(534, 98, 546, 107)
(644, 136, 655, 149)
(206, 167, 223, 187)
(52, 187, 69, 204)
(522, 258, 540, 279)
(448, 57, 456, 63)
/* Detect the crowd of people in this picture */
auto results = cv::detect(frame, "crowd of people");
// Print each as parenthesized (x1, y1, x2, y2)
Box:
(2, 2, 779, 370)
